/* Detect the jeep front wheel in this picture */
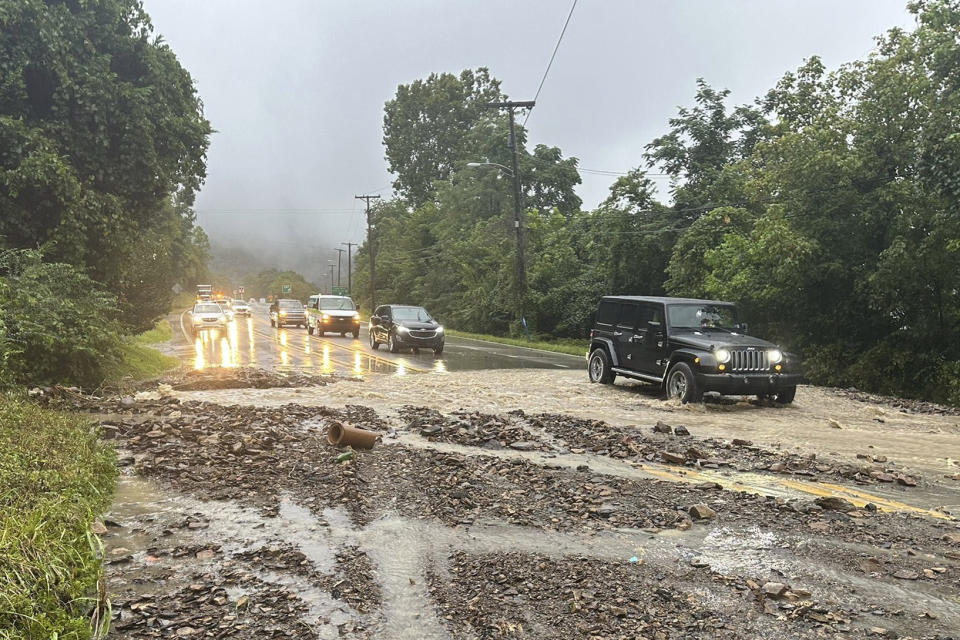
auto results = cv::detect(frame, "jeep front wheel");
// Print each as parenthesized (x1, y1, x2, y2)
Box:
(774, 386, 797, 404)
(666, 362, 702, 403)
(588, 348, 615, 384)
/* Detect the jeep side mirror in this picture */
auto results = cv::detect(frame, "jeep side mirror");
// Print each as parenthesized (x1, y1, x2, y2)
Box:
(737, 322, 748, 334)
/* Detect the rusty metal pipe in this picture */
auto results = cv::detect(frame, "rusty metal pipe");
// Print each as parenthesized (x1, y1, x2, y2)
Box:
(326, 421, 379, 449)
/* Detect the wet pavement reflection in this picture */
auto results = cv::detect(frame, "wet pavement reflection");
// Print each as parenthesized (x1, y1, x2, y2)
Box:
(181, 305, 583, 378)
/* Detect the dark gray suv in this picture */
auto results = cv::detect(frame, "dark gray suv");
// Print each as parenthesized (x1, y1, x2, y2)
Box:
(587, 296, 802, 403)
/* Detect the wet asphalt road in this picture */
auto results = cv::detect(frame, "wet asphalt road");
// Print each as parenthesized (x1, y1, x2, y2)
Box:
(176, 303, 584, 376)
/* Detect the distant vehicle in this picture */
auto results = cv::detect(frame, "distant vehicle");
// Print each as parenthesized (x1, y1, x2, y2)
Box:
(587, 296, 801, 404)
(189, 302, 227, 335)
(249, 298, 257, 304)
(269, 299, 306, 328)
(196, 284, 213, 301)
(306, 294, 361, 338)
(231, 299, 251, 316)
(213, 297, 234, 320)
(369, 304, 444, 354)
(259, 298, 266, 304)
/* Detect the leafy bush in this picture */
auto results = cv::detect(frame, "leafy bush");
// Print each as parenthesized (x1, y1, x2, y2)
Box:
(0, 250, 122, 388)
(0, 393, 117, 638)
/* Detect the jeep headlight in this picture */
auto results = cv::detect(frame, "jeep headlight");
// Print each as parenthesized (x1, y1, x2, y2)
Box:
(715, 348, 731, 364)
(279, 310, 287, 316)
(398, 325, 410, 334)
(768, 349, 783, 365)
(436, 325, 444, 334)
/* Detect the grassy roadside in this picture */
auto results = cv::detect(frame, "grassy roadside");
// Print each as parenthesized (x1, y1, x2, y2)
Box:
(447, 329, 587, 357)
(108, 319, 180, 383)
(0, 393, 117, 638)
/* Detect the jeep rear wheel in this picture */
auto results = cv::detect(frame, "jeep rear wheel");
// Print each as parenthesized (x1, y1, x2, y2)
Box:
(369, 329, 379, 350)
(666, 362, 702, 403)
(588, 348, 615, 384)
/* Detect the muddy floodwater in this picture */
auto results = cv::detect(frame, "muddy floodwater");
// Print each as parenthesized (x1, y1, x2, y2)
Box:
(47, 366, 959, 639)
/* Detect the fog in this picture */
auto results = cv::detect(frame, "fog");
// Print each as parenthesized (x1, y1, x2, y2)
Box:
(142, 0, 915, 280)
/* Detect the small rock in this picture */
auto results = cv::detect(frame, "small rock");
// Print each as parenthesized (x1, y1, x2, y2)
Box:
(90, 520, 108, 535)
(195, 549, 215, 561)
(814, 496, 855, 512)
(673, 425, 690, 436)
(420, 425, 443, 436)
(732, 438, 752, 446)
(661, 451, 686, 464)
(653, 421, 673, 434)
(509, 441, 537, 451)
(896, 475, 917, 487)
(762, 582, 789, 598)
(688, 503, 717, 520)
(873, 472, 895, 483)
(868, 628, 888, 637)
(235, 595, 249, 608)
(892, 569, 919, 580)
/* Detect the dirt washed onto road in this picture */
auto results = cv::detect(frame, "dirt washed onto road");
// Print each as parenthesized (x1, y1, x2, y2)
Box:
(176, 369, 960, 483)
(79, 378, 960, 640)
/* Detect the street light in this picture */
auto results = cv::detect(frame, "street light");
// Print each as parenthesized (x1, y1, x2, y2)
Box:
(466, 161, 514, 176)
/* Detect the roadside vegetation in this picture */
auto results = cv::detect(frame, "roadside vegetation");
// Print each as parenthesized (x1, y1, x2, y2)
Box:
(109, 320, 180, 385)
(0, 394, 117, 638)
(354, 1, 960, 406)
(448, 330, 586, 357)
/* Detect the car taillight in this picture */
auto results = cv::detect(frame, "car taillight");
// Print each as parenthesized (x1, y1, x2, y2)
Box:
(590, 329, 594, 338)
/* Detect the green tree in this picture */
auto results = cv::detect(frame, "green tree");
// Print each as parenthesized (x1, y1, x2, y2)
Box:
(0, 0, 211, 330)
(383, 68, 504, 207)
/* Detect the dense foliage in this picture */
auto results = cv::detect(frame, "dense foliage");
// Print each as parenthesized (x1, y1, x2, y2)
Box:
(0, 249, 122, 388)
(0, 0, 211, 331)
(0, 393, 117, 638)
(359, 1, 960, 405)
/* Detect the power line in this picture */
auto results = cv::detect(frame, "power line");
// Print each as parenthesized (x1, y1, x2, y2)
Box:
(523, 0, 578, 127)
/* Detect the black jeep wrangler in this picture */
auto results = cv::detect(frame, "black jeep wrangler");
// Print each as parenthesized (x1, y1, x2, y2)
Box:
(587, 296, 802, 404)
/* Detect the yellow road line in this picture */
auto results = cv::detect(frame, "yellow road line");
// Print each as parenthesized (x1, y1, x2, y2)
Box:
(635, 461, 951, 520)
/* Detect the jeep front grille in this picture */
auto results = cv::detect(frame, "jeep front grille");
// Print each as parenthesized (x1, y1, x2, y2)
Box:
(730, 349, 768, 371)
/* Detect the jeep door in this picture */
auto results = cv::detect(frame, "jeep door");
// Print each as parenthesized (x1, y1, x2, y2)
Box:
(612, 302, 643, 369)
(634, 303, 667, 377)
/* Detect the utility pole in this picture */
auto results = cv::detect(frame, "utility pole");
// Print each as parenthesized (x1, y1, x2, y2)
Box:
(328, 264, 335, 294)
(333, 248, 345, 289)
(485, 100, 535, 319)
(341, 242, 356, 295)
(355, 195, 381, 309)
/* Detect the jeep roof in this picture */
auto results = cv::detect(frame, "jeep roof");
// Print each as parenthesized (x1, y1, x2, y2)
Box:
(599, 295, 734, 306)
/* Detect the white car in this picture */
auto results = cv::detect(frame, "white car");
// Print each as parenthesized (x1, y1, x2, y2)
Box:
(231, 299, 251, 316)
(190, 302, 228, 334)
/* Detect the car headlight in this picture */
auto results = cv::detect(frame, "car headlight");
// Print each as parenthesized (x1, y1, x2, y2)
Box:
(715, 348, 731, 363)
(436, 325, 444, 333)
(353, 312, 360, 321)
(397, 325, 409, 334)
(322, 313, 329, 321)
(279, 310, 286, 316)
(768, 349, 783, 365)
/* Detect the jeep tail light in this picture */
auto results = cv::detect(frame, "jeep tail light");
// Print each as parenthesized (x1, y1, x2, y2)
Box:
(590, 329, 594, 338)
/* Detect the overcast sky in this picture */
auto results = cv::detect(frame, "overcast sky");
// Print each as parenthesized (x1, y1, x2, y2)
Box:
(142, 0, 915, 271)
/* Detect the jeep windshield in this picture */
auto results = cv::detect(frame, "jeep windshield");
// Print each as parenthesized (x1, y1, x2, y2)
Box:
(279, 300, 303, 309)
(392, 306, 432, 322)
(667, 304, 739, 332)
(319, 298, 356, 311)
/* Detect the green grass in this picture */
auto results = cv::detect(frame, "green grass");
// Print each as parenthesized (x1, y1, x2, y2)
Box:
(0, 393, 117, 639)
(447, 329, 588, 357)
(106, 320, 179, 383)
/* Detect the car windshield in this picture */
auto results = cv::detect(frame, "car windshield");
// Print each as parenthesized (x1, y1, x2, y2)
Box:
(392, 306, 432, 322)
(194, 304, 222, 314)
(233, 299, 246, 305)
(319, 298, 356, 311)
(279, 300, 303, 309)
(668, 304, 739, 331)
